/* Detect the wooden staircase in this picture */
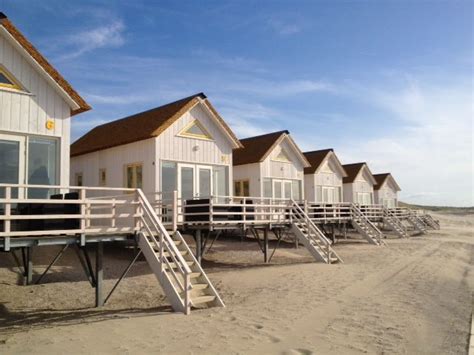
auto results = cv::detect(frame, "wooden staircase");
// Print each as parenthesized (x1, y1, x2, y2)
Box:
(420, 214, 440, 230)
(406, 214, 427, 234)
(382, 207, 410, 238)
(350, 204, 386, 246)
(136, 189, 224, 314)
(290, 201, 343, 264)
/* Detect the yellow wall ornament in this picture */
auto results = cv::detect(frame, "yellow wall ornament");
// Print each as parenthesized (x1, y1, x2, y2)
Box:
(46, 119, 55, 130)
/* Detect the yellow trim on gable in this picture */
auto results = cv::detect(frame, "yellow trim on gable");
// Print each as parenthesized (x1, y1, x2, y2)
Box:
(177, 119, 214, 141)
(0, 65, 23, 91)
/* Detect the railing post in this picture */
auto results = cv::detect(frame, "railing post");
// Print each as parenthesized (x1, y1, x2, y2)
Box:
(80, 188, 86, 233)
(4, 187, 11, 234)
(209, 195, 214, 225)
(135, 190, 142, 232)
(184, 273, 190, 315)
(243, 197, 246, 225)
(172, 190, 178, 232)
(111, 198, 116, 228)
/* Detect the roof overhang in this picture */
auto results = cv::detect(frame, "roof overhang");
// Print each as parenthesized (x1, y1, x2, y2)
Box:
(261, 133, 310, 168)
(0, 14, 90, 116)
(314, 150, 348, 177)
(195, 97, 243, 149)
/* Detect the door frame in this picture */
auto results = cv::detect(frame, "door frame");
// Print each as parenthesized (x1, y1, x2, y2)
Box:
(0, 133, 26, 198)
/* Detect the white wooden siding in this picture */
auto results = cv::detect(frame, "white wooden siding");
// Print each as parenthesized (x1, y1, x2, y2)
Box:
(70, 138, 156, 192)
(154, 104, 234, 192)
(71, 103, 236, 196)
(0, 30, 72, 186)
(374, 184, 398, 205)
(233, 163, 261, 197)
(343, 168, 374, 203)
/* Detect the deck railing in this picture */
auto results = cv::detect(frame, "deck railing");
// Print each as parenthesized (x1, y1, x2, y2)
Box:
(0, 183, 142, 238)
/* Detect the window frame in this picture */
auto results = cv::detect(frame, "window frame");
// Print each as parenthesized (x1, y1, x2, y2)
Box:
(124, 162, 143, 190)
(234, 179, 250, 197)
(99, 168, 107, 187)
(0, 65, 23, 91)
(177, 119, 214, 141)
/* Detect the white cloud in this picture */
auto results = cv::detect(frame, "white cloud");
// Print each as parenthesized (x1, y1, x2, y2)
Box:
(224, 79, 336, 97)
(60, 20, 125, 60)
(337, 78, 473, 207)
(267, 18, 302, 36)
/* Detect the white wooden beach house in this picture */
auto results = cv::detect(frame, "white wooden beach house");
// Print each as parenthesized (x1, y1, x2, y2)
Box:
(373, 173, 401, 208)
(232, 130, 310, 200)
(0, 13, 90, 197)
(342, 163, 377, 205)
(70, 93, 242, 201)
(303, 149, 347, 203)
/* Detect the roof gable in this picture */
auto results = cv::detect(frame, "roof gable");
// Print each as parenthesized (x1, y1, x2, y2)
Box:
(342, 163, 377, 185)
(373, 173, 401, 191)
(233, 131, 310, 167)
(303, 149, 347, 176)
(0, 13, 90, 115)
(71, 93, 241, 157)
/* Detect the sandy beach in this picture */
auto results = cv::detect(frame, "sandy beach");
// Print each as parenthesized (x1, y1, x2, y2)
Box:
(0, 211, 472, 354)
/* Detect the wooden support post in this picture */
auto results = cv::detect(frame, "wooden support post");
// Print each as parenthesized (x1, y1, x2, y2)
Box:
(331, 225, 336, 244)
(263, 228, 269, 263)
(195, 230, 202, 265)
(95, 242, 104, 307)
(26, 247, 33, 285)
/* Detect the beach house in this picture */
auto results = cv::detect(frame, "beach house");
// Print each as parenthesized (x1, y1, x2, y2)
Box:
(70, 93, 242, 201)
(303, 149, 347, 203)
(232, 130, 310, 201)
(342, 162, 377, 205)
(0, 12, 90, 197)
(373, 173, 401, 207)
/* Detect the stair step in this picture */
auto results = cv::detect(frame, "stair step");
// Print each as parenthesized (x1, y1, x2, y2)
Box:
(192, 295, 216, 306)
(163, 260, 194, 270)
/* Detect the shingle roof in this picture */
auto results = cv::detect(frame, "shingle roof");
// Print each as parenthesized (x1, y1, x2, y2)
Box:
(233, 131, 289, 166)
(71, 93, 241, 157)
(303, 149, 333, 174)
(0, 13, 90, 116)
(373, 173, 401, 191)
(373, 173, 390, 190)
(342, 163, 367, 183)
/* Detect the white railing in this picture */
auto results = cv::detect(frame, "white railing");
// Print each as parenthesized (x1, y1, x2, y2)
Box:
(0, 183, 141, 238)
(305, 202, 352, 222)
(290, 200, 335, 263)
(136, 189, 192, 314)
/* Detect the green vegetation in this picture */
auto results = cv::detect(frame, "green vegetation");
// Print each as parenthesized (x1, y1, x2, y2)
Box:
(399, 202, 474, 214)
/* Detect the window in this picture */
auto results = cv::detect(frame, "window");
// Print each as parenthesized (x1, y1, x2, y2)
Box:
(178, 119, 213, 140)
(27, 137, 58, 198)
(213, 166, 228, 201)
(0, 66, 22, 91)
(273, 149, 291, 162)
(263, 179, 272, 198)
(292, 181, 301, 201)
(161, 161, 177, 193)
(125, 163, 143, 189)
(99, 169, 107, 186)
(75, 173, 83, 186)
(234, 180, 250, 197)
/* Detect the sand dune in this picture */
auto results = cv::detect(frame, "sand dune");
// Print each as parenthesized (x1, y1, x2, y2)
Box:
(0, 211, 472, 354)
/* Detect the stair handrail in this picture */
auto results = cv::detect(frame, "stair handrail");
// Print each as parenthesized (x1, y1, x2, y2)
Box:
(351, 203, 384, 243)
(136, 189, 192, 306)
(174, 231, 225, 307)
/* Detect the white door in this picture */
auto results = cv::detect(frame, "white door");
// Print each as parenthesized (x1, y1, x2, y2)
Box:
(197, 166, 212, 198)
(178, 164, 213, 200)
(273, 180, 283, 200)
(0, 133, 26, 198)
(178, 164, 195, 200)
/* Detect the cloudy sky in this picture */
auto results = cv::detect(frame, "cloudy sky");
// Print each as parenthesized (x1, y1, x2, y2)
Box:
(3, 0, 472, 206)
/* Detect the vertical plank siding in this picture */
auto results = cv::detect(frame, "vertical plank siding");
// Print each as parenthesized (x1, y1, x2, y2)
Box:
(305, 156, 344, 202)
(71, 103, 236, 194)
(0, 30, 72, 186)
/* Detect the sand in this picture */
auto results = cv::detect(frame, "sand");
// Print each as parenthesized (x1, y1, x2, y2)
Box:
(0, 211, 472, 354)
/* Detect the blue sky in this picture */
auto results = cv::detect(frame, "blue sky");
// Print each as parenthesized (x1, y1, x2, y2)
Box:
(3, 0, 473, 206)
